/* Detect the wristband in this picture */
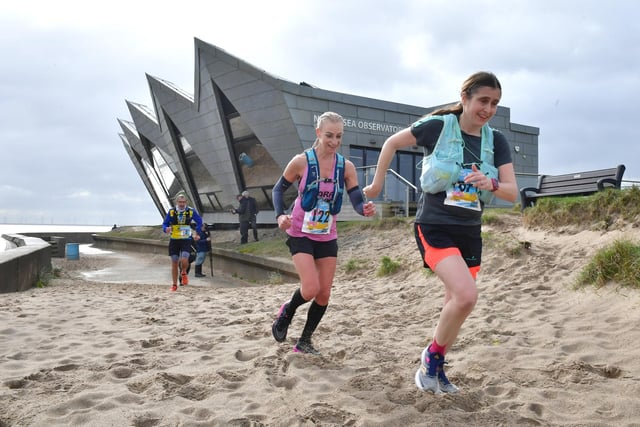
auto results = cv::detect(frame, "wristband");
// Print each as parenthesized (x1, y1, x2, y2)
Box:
(272, 176, 292, 218)
(347, 185, 365, 216)
(490, 178, 499, 192)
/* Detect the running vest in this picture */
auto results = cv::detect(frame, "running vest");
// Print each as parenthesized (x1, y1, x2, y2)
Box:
(168, 208, 193, 239)
(169, 207, 193, 224)
(300, 148, 345, 215)
(418, 114, 498, 204)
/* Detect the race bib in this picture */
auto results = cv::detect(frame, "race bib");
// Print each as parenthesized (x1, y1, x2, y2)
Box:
(444, 168, 481, 211)
(178, 225, 192, 237)
(301, 199, 333, 235)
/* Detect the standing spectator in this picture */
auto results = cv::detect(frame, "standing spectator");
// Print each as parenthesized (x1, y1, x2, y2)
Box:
(231, 194, 250, 244)
(244, 190, 260, 242)
(194, 223, 211, 277)
(232, 191, 259, 244)
(162, 193, 203, 292)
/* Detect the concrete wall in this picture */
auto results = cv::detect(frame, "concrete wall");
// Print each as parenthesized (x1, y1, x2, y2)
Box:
(23, 232, 96, 244)
(209, 247, 297, 283)
(92, 235, 298, 283)
(92, 235, 167, 254)
(0, 234, 52, 293)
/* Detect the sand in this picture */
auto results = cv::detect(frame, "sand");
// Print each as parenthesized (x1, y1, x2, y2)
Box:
(1, 216, 640, 426)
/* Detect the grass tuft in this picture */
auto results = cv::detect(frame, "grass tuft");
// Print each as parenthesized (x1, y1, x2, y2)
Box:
(576, 239, 640, 289)
(377, 256, 401, 276)
(523, 187, 640, 229)
(344, 258, 369, 273)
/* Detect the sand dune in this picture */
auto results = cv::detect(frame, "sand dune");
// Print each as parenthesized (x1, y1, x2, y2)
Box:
(1, 217, 639, 426)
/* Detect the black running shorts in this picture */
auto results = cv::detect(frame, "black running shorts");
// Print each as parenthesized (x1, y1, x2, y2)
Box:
(168, 239, 193, 258)
(286, 236, 338, 259)
(414, 223, 482, 269)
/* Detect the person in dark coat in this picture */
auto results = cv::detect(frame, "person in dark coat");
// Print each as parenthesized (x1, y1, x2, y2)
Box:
(194, 223, 211, 277)
(232, 191, 259, 243)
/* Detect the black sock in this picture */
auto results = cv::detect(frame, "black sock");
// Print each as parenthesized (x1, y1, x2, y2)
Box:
(286, 288, 308, 317)
(301, 301, 327, 341)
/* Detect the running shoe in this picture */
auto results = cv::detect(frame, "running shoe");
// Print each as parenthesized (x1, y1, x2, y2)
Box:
(437, 359, 459, 394)
(181, 272, 189, 286)
(170, 284, 178, 292)
(271, 303, 291, 342)
(415, 346, 442, 394)
(293, 338, 320, 355)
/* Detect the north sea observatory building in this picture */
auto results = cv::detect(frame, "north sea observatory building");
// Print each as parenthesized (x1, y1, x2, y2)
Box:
(117, 38, 539, 225)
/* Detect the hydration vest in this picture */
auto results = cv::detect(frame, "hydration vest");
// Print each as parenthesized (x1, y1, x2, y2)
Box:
(168, 207, 193, 225)
(418, 114, 498, 203)
(300, 148, 345, 215)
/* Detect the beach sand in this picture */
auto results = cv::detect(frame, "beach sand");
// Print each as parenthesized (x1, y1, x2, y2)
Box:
(1, 216, 640, 426)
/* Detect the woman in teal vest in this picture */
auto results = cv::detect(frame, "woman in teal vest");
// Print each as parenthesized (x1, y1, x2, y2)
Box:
(364, 72, 518, 394)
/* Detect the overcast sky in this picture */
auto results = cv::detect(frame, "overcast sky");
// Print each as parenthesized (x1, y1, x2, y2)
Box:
(2, 0, 638, 225)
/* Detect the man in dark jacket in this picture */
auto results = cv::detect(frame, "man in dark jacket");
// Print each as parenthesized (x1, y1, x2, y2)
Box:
(245, 190, 259, 242)
(194, 223, 211, 277)
(232, 191, 259, 243)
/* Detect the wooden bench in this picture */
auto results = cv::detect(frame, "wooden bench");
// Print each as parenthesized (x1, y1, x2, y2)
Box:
(520, 164, 626, 210)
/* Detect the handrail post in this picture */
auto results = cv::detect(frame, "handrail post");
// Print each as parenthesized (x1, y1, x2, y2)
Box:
(355, 166, 418, 217)
(383, 173, 388, 202)
(405, 185, 410, 217)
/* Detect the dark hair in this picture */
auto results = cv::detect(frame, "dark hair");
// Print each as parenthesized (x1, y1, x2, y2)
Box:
(429, 71, 502, 116)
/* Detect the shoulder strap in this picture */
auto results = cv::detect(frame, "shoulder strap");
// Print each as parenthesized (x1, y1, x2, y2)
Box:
(300, 149, 320, 211)
(444, 113, 463, 144)
(438, 114, 464, 160)
(480, 124, 495, 166)
(332, 154, 345, 202)
(419, 114, 447, 156)
(304, 148, 319, 188)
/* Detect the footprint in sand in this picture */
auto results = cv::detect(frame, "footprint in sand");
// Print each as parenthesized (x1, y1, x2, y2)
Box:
(269, 375, 298, 390)
(110, 366, 134, 379)
(234, 349, 260, 361)
(53, 363, 80, 372)
(140, 338, 163, 348)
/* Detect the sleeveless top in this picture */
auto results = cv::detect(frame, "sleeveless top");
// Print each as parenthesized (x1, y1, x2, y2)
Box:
(286, 157, 339, 241)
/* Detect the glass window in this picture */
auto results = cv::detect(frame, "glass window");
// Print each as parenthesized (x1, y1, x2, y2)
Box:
(179, 135, 192, 155)
(398, 152, 413, 183)
(229, 115, 253, 140)
(152, 147, 175, 195)
(227, 116, 285, 211)
(366, 149, 380, 168)
(349, 147, 364, 168)
(142, 157, 171, 212)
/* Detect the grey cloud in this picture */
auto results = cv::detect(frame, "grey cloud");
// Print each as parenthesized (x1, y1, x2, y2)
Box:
(2, 0, 639, 226)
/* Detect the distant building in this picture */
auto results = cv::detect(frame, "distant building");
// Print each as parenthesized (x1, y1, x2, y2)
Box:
(117, 38, 539, 224)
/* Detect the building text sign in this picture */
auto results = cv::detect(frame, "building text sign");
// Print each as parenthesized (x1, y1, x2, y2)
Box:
(314, 114, 404, 135)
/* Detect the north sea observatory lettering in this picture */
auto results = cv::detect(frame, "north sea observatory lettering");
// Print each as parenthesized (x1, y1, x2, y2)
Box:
(313, 114, 403, 135)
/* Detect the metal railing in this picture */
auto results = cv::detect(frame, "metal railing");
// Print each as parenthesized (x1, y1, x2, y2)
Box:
(359, 166, 417, 217)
